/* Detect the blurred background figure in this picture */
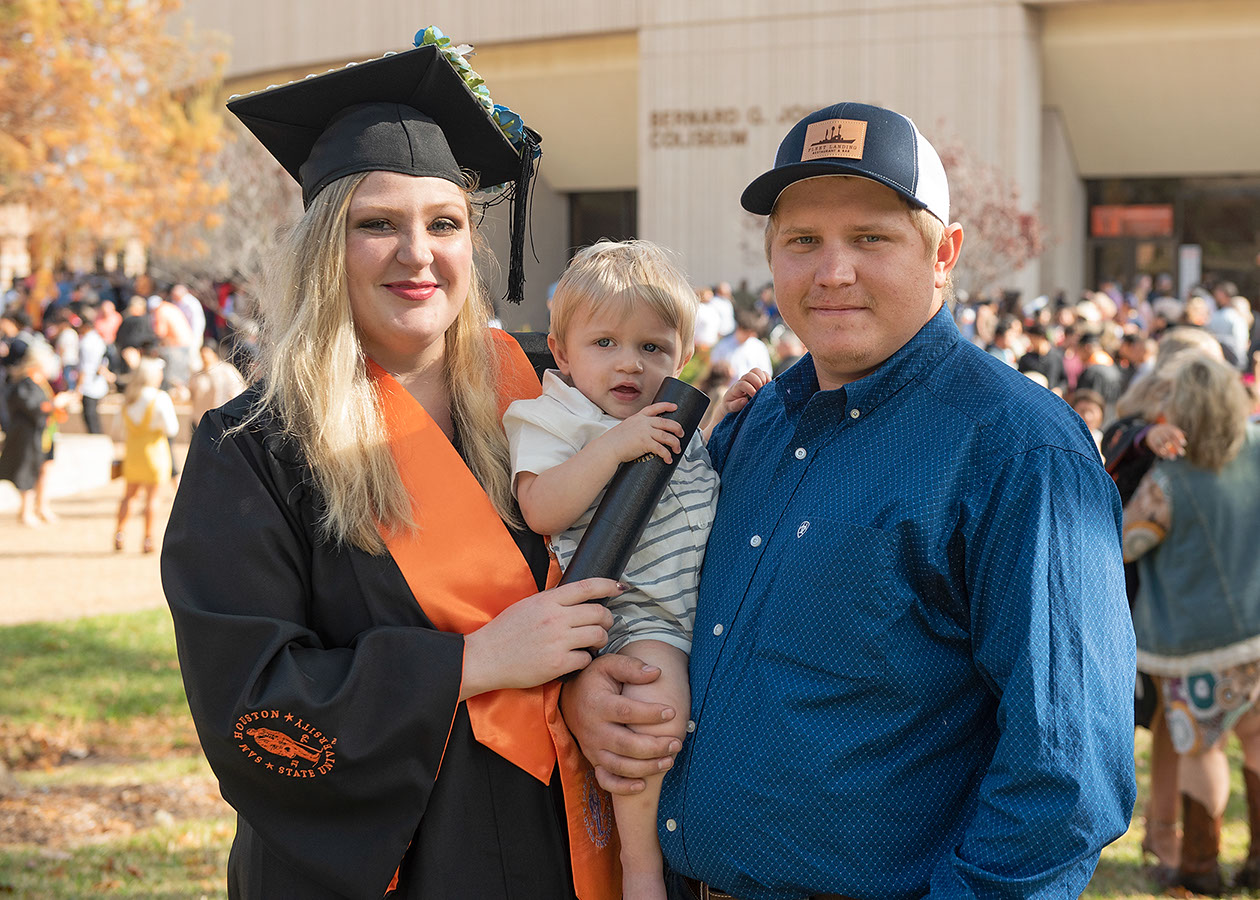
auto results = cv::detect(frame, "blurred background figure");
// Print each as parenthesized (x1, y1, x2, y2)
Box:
(709, 308, 771, 389)
(114, 358, 178, 553)
(74, 308, 112, 435)
(0, 340, 64, 526)
(1124, 352, 1260, 896)
(1067, 387, 1106, 451)
(188, 340, 247, 438)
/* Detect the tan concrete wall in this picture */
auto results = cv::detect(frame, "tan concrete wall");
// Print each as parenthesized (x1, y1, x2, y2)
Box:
(1040, 106, 1087, 299)
(182, 0, 1260, 310)
(1041, 0, 1260, 177)
(637, 1, 1045, 294)
(183, 0, 639, 79)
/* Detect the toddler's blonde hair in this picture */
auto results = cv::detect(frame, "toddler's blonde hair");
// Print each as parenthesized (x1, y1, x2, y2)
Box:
(550, 240, 697, 352)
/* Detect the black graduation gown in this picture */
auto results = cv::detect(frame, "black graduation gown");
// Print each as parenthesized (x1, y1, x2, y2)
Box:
(0, 377, 49, 491)
(161, 389, 576, 900)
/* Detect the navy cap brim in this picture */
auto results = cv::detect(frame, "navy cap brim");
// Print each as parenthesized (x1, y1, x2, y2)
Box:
(740, 162, 929, 216)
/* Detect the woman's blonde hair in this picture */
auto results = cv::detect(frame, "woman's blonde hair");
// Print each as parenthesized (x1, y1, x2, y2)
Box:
(1161, 351, 1251, 473)
(124, 358, 165, 404)
(240, 172, 516, 554)
(1114, 368, 1173, 420)
(549, 240, 697, 351)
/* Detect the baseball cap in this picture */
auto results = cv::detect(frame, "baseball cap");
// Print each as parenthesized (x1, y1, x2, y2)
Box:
(741, 102, 949, 224)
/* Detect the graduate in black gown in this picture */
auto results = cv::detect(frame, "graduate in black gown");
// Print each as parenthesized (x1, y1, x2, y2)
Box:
(161, 32, 624, 900)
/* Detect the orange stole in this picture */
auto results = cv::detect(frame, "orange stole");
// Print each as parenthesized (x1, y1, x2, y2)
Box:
(372, 333, 619, 900)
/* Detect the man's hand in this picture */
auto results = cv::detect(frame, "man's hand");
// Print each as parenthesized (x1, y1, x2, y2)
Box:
(560, 653, 683, 794)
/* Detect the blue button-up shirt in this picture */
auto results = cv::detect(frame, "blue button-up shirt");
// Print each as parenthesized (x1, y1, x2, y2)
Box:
(659, 307, 1136, 899)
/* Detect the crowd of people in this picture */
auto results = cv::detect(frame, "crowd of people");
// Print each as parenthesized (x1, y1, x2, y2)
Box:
(3, 43, 1260, 894)
(0, 275, 249, 543)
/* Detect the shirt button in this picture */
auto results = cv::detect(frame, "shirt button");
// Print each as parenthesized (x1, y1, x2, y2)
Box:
(794, 447, 807, 459)
(849, 408, 861, 419)
(686, 719, 696, 733)
(713, 623, 724, 636)
(750, 535, 762, 547)
(665, 818, 677, 832)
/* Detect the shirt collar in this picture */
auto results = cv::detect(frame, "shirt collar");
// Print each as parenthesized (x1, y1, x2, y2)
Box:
(775, 304, 961, 418)
(540, 369, 620, 424)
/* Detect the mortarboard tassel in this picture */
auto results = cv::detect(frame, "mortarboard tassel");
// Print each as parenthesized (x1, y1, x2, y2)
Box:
(507, 128, 540, 304)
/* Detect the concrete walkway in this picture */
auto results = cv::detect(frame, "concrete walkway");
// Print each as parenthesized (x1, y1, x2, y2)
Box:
(0, 452, 183, 626)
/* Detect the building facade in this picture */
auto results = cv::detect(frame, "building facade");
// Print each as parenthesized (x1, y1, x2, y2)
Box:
(182, 0, 1260, 329)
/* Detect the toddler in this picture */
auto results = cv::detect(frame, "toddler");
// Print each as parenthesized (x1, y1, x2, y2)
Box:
(503, 240, 762, 900)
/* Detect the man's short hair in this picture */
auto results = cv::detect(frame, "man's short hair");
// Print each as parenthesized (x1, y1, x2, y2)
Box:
(735, 308, 767, 336)
(549, 239, 697, 350)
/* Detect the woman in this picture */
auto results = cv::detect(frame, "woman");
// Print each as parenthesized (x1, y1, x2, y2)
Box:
(1125, 351, 1260, 895)
(0, 340, 61, 526)
(162, 35, 621, 900)
(115, 357, 178, 552)
(1105, 327, 1224, 880)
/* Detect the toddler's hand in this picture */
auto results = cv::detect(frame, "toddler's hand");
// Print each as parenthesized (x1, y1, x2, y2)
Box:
(721, 368, 770, 415)
(601, 402, 684, 464)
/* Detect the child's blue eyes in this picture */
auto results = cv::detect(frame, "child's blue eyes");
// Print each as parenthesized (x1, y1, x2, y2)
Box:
(591, 339, 665, 353)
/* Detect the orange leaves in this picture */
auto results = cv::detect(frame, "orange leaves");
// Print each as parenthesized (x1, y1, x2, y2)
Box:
(0, 0, 226, 248)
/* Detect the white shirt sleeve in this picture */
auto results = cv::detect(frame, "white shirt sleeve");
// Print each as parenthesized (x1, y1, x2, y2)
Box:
(154, 390, 180, 437)
(503, 397, 585, 495)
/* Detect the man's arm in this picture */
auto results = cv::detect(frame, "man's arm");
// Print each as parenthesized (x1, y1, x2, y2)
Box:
(932, 446, 1136, 897)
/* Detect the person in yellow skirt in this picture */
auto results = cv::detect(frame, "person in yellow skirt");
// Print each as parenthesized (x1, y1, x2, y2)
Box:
(115, 357, 178, 552)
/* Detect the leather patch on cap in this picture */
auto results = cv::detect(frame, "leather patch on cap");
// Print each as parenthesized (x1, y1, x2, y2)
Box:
(801, 119, 867, 161)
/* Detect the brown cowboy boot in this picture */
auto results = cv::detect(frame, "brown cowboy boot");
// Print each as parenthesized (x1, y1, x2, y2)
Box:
(1235, 768, 1260, 888)
(1178, 793, 1224, 896)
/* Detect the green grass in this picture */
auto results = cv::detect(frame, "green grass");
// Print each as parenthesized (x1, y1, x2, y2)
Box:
(0, 820, 231, 899)
(2, 610, 1260, 898)
(0, 609, 187, 725)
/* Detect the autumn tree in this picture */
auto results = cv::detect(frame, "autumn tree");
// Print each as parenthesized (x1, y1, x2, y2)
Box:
(148, 116, 302, 316)
(934, 138, 1048, 299)
(0, 0, 226, 260)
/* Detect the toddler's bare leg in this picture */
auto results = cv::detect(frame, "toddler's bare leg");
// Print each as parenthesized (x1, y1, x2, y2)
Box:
(613, 639, 689, 900)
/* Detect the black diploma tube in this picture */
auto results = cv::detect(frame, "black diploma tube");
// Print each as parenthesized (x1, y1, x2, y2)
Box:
(559, 376, 710, 588)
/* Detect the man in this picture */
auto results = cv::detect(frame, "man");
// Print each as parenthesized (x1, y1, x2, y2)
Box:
(1075, 330, 1124, 409)
(564, 101, 1135, 899)
(150, 288, 195, 390)
(74, 309, 111, 435)
(984, 312, 1022, 367)
(694, 286, 723, 354)
(709, 308, 773, 385)
(710, 281, 737, 338)
(1017, 321, 1066, 391)
(170, 283, 207, 357)
(1116, 331, 1156, 390)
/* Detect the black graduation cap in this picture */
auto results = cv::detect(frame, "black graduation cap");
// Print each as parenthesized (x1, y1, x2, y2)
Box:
(228, 44, 540, 301)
